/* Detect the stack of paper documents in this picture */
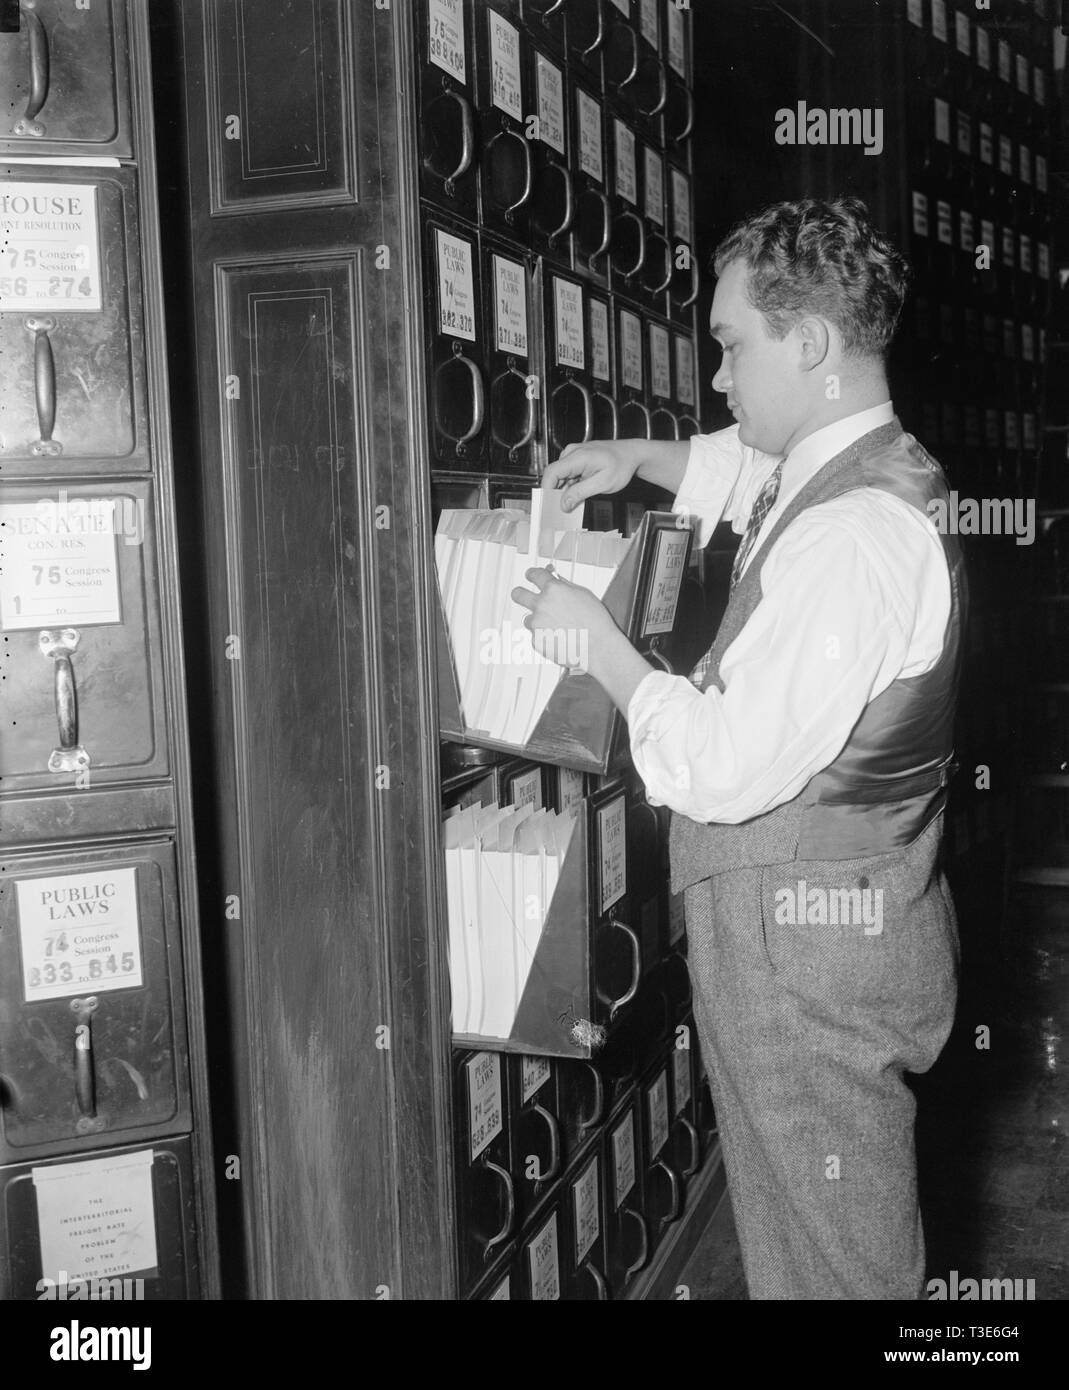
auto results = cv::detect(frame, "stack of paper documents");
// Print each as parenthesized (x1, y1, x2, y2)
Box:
(444, 800, 578, 1037)
(435, 489, 633, 744)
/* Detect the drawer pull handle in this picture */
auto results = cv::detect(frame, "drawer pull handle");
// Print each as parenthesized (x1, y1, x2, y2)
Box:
(12, 0, 49, 135)
(71, 996, 99, 1119)
(654, 1156, 684, 1225)
(27, 316, 62, 456)
(39, 627, 90, 774)
(678, 1116, 701, 1177)
(442, 88, 475, 195)
(606, 914, 641, 1021)
(530, 1102, 562, 1182)
(481, 1158, 515, 1259)
(623, 1205, 649, 1279)
(578, 1061, 604, 1135)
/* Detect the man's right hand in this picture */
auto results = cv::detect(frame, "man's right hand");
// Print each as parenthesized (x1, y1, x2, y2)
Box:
(541, 439, 645, 514)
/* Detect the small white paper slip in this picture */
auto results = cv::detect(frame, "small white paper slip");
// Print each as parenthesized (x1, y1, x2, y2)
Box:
(614, 120, 637, 205)
(467, 1052, 503, 1160)
(0, 499, 123, 631)
(573, 1157, 600, 1264)
(0, 181, 103, 313)
(17, 867, 143, 1003)
(427, 0, 466, 83)
(557, 766, 585, 816)
(612, 1111, 636, 1209)
(509, 767, 543, 810)
(576, 89, 603, 182)
(522, 1054, 551, 1103)
(488, 10, 522, 120)
(493, 254, 528, 356)
(597, 794, 627, 913)
(644, 146, 664, 225)
(640, 0, 658, 48)
(553, 276, 585, 370)
(675, 335, 695, 407)
(647, 1069, 669, 1157)
(536, 55, 565, 154)
(32, 1149, 158, 1285)
(530, 484, 585, 559)
(589, 298, 611, 381)
(436, 229, 477, 342)
(673, 1039, 692, 1115)
(620, 309, 643, 391)
(667, 3, 687, 75)
(671, 168, 692, 244)
(649, 322, 671, 399)
(528, 1212, 560, 1300)
(642, 527, 689, 636)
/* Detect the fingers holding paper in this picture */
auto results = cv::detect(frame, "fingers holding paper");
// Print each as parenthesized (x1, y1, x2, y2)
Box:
(511, 567, 615, 671)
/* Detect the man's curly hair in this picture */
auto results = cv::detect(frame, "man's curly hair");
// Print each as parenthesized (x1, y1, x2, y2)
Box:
(713, 197, 912, 358)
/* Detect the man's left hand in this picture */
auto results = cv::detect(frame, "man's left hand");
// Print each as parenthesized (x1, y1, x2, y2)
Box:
(511, 567, 615, 671)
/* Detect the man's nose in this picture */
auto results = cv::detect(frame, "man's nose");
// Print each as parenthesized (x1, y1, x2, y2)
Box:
(712, 358, 731, 395)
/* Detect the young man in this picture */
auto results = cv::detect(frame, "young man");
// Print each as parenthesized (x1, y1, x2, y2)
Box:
(513, 197, 966, 1299)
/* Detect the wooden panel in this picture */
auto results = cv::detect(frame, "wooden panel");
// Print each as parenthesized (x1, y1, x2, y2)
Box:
(205, 0, 356, 214)
(216, 253, 397, 1297)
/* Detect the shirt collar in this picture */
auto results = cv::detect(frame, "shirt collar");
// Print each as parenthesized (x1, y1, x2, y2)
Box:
(777, 401, 895, 507)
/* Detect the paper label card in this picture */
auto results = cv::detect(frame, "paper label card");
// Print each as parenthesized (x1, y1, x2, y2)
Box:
(673, 1042, 692, 1114)
(428, 0, 466, 83)
(620, 309, 643, 391)
(671, 169, 692, 244)
(493, 254, 528, 356)
(643, 527, 689, 635)
(522, 1054, 552, 1103)
(647, 1070, 669, 1156)
(488, 11, 522, 119)
(577, 89, 604, 182)
(640, 0, 658, 48)
(597, 794, 627, 913)
(612, 1112, 636, 1209)
(17, 867, 143, 1003)
(467, 1052, 503, 1160)
(649, 323, 671, 399)
(667, 4, 687, 74)
(614, 120, 637, 204)
(644, 146, 664, 224)
(573, 1158, 600, 1263)
(557, 767, 585, 815)
(528, 1213, 560, 1300)
(536, 55, 566, 154)
(508, 767, 543, 810)
(0, 498, 124, 631)
(32, 1149, 158, 1285)
(675, 335, 695, 407)
(589, 298, 611, 381)
(554, 276, 585, 370)
(436, 229, 477, 342)
(0, 182, 102, 314)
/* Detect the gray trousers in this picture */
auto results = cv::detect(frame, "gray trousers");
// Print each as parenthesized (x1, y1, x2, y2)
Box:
(683, 815, 959, 1300)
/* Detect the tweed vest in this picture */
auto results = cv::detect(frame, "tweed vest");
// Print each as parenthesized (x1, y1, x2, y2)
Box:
(668, 418, 967, 896)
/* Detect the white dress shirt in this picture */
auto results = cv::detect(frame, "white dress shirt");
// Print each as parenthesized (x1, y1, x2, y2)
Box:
(627, 403, 953, 823)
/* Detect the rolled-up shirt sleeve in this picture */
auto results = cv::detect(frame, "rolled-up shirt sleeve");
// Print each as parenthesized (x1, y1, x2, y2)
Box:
(672, 426, 782, 548)
(626, 490, 948, 823)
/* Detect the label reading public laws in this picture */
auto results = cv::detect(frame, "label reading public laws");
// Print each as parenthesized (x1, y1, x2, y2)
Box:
(493, 254, 528, 356)
(577, 89, 604, 182)
(612, 1112, 636, 1208)
(573, 1159, 600, 1263)
(672, 169, 692, 244)
(522, 1055, 551, 1103)
(0, 182, 102, 313)
(648, 1070, 669, 1156)
(0, 499, 123, 631)
(931, 0, 947, 41)
(667, 3, 686, 74)
(427, 0, 466, 83)
(591, 499, 615, 530)
(673, 1042, 692, 1114)
(639, 0, 658, 48)
(649, 323, 671, 398)
(554, 277, 585, 370)
(614, 120, 637, 205)
(436, 230, 476, 342)
(598, 794, 627, 913)
(620, 309, 643, 391)
(675, 335, 695, 407)
(643, 528, 689, 635)
(17, 867, 143, 1003)
(933, 98, 950, 144)
(589, 299, 610, 381)
(467, 1052, 503, 1160)
(644, 147, 664, 224)
(955, 12, 970, 56)
(558, 767, 586, 815)
(508, 766, 543, 809)
(488, 11, 522, 119)
(536, 55, 565, 154)
(976, 28, 990, 71)
(528, 1214, 560, 1300)
(32, 1150, 158, 1285)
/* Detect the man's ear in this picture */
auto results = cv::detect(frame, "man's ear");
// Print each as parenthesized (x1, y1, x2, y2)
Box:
(795, 315, 831, 373)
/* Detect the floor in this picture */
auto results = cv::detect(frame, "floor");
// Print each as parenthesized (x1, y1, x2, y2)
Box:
(678, 884, 1069, 1300)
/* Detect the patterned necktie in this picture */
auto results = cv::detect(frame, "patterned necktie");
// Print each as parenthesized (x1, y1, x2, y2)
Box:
(688, 461, 784, 688)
